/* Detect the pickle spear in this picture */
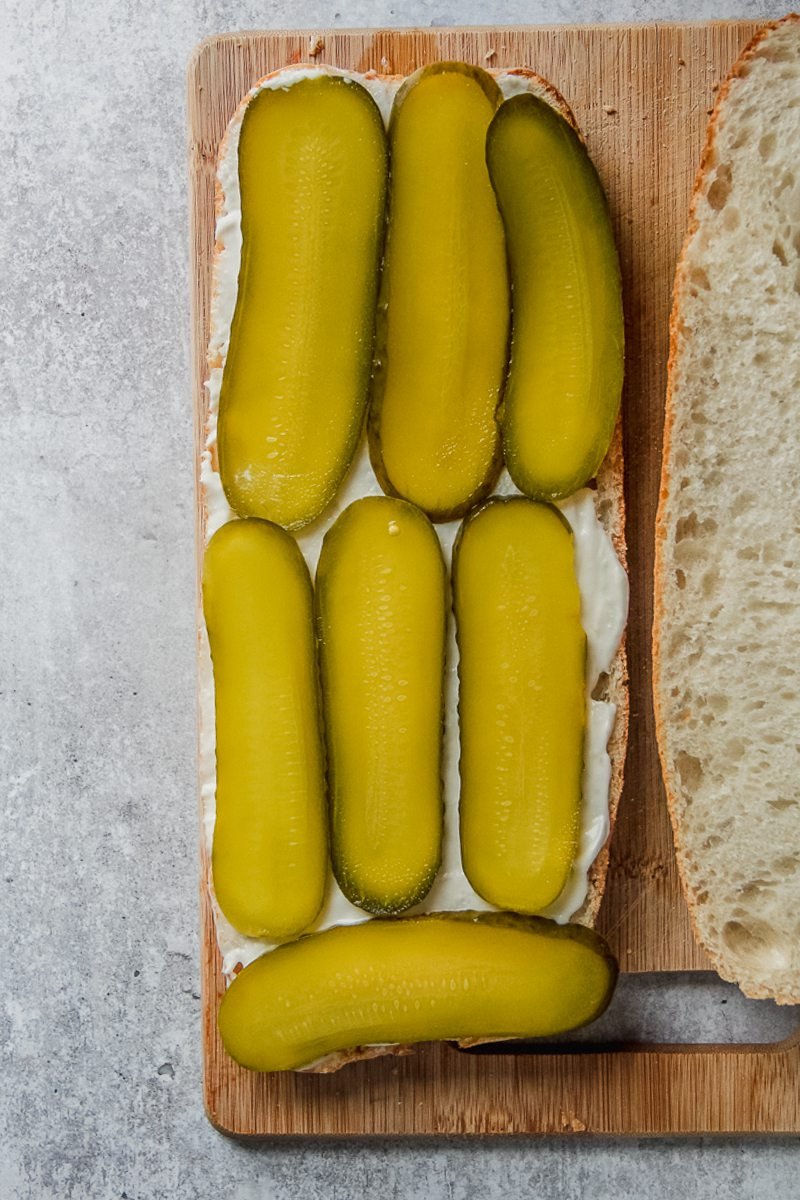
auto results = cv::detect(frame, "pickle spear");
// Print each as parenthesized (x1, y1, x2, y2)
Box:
(316, 497, 446, 914)
(203, 519, 327, 941)
(454, 498, 586, 913)
(486, 93, 623, 501)
(369, 63, 509, 521)
(219, 912, 617, 1071)
(218, 74, 387, 529)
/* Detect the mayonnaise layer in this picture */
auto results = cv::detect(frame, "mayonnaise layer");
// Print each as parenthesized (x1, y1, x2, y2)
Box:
(200, 67, 628, 979)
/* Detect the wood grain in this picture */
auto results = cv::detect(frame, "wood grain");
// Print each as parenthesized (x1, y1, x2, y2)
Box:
(189, 21, 800, 1135)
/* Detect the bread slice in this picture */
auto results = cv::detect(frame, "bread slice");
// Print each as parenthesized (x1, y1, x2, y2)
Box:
(654, 15, 800, 1004)
(203, 64, 628, 1069)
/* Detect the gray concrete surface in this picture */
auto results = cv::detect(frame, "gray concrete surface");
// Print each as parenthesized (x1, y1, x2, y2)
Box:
(1, 1, 798, 1196)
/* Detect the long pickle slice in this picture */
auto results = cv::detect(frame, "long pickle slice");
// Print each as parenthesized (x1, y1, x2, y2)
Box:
(219, 912, 617, 1071)
(218, 74, 387, 529)
(369, 63, 509, 521)
(204, 519, 327, 940)
(316, 497, 446, 914)
(454, 498, 586, 913)
(487, 93, 623, 500)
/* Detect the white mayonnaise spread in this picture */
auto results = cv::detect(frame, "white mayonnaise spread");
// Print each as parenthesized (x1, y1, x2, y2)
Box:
(200, 67, 629, 980)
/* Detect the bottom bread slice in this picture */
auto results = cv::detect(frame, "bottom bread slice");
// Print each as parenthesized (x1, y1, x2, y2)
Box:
(654, 16, 800, 1004)
(204, 61, 628, 1070)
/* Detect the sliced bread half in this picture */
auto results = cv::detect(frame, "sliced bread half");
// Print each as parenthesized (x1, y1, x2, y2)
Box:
(654, 15, 800, 1003)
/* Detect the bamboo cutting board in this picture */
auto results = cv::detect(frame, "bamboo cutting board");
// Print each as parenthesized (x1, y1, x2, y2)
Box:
(189, 20, 800, 1135)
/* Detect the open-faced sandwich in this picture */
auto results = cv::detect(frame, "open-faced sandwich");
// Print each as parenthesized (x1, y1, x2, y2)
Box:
(199, 60, 629, 1071)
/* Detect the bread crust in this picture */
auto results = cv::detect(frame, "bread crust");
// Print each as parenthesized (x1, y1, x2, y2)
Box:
(205, 63, 628, 1066)
(653, 14, 800, 1005)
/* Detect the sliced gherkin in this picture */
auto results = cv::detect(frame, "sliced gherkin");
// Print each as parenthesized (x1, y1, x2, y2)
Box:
(203, 518, 327, 941)
(219, 911, 618, 1071)
(454, 497, 586, 913)
(369, 63, 509, 521)
(486, 93, 624, 500)
(218, 74, 388, 529)
(316, 497, 446, 914)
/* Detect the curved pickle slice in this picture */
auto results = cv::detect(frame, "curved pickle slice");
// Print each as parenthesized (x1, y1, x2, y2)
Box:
(369, 63, 509, 521)
(486, 93, 624, 500)
(219, 912, 618, 1071)
(218, 74, 388, 529)
(316, 497, 446, 914)
(454, 498, 586, 913)
(203, 519, 327, 941)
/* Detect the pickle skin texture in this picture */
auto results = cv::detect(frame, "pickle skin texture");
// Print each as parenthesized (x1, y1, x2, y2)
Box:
(218, 912, 618, 1072)
(487, 93, 624, 501)
(454, 497, 586, 913)
(204, 519, 328, 941)
(218, 75, 388, 530)
(316, 497, 446, 914)
(369, 63, 509, 522)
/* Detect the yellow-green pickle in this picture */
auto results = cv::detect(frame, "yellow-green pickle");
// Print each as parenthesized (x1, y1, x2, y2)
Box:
(316, 497, 446, 914)
(486, 93, 624, 500)
(203, 519, 327, 941)
(454, 497, 586, 913)
(218, 75, 387, 529)
(369, 63, 509, 521)
(219, 913, 617, 1071)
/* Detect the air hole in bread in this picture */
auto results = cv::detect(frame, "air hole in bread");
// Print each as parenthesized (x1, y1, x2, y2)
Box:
(722, 206, 741, 231)
(707, 163, 732, 210)
(736, 546, 758, 561)
(722, 919, 791, 972)
(739, 880, 772, 899)
(773, 238, 789, 266)
(794, 265, 800, 295)
(774, 852, 800, 872)
(731, 491, 756, 517)
(726, 738, 745, 761)
(690, 266, 711, 290)
(700, 569, 718, 599)
(788, 183, 800, 221)
(675, 750, 703, 792)
(769, 798, 798, 814)
(675, 568, 686, 590)
(675, 512, 698, 541)
(753, 349, 769, 365)
(759, 131, 777, 160)
(755, 42, 795, 65)
(591, 671, 610, 702)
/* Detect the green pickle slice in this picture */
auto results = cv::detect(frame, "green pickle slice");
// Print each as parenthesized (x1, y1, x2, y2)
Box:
(369, 63, 509, 521)
(219, 913, 617, 1071)
(203, 519, 327, 941)
(218, 75, 387, 529)
(316, 497, 446, 914)
(487, 93, 624, 500)
(454, 497, 586, 913)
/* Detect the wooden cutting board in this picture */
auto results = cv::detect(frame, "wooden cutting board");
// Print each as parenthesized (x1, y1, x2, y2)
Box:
(188, 19, 800, 1135)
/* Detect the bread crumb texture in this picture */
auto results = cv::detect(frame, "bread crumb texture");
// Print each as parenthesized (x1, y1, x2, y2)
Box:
(657, 16, 800, 1004)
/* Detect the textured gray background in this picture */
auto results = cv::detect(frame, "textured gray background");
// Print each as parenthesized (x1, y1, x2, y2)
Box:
(2, 1, 799, 1197)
